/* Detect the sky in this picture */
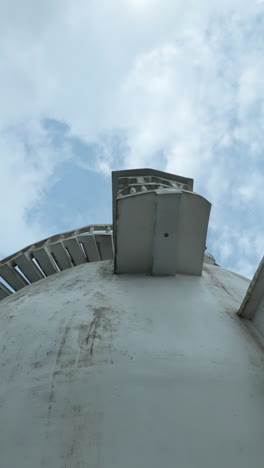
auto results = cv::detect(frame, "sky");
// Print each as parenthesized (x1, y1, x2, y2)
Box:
(1, 0, 264, 278)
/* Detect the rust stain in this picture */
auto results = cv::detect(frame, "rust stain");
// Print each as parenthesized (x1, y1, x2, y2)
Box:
(32, 360, 43, 369)
(78, 307, 114, 367)
(56, 326, 71, 363)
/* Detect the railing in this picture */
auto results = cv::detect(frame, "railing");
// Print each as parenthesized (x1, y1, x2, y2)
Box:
(0, 224, 113, 301)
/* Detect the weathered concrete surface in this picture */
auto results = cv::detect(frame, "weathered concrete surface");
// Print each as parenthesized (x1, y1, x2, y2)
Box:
(0, 282, 12, 300)
(0, 228, 113, 299)
(238, 255, 264, 336)
(0, 261, 263, 468)
(115, 190, 211, 276)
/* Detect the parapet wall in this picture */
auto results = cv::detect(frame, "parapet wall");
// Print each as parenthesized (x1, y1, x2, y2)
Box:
(0, 224, 113, 301)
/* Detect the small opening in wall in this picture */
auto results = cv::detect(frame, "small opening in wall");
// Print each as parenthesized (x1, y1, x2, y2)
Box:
(32, 257, 46, 277)
(14, 265, 31, 284)
(164, 233, 169, 238)
(65, 246, 75, 266)
(79, 242, 89, 262)
(0, 277, 15, 293)
(50, 252, 61, 271)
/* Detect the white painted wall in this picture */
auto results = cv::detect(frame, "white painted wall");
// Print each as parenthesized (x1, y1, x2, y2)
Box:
(0, 261, 263, 468)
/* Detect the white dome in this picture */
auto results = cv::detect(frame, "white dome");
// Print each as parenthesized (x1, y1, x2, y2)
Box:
(1, 259, 263, 468)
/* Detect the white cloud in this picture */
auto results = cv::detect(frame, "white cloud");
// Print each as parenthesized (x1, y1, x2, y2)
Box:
(1, 0, 264, 277)
(0, 121, 72, 258)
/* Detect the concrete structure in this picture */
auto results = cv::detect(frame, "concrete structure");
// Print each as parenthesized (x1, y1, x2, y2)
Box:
(113, 169, 211, 275)
(0, 225, 113, 299)
(238, 255, 264, 336)
(0, 168, 264, 468)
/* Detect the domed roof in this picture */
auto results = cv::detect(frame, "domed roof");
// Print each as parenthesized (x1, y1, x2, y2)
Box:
(1, 258, 264, 467)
